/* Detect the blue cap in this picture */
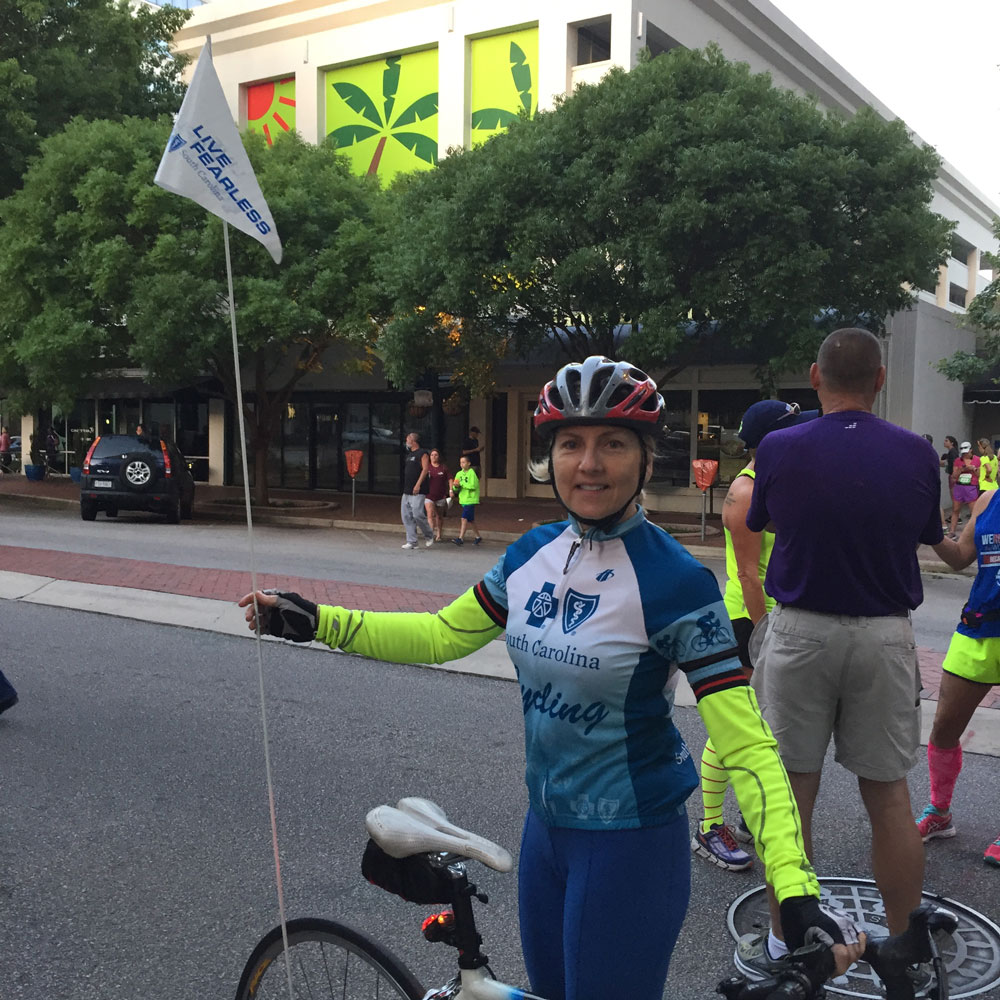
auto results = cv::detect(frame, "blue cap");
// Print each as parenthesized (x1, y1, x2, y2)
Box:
(738, 400, 819, 448)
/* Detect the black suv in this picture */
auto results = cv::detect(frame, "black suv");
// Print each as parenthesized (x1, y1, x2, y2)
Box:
(80, 435, 195, 523)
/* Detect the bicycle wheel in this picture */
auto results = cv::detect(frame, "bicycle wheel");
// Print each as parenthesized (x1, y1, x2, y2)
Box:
(235, 917, 426, 1000)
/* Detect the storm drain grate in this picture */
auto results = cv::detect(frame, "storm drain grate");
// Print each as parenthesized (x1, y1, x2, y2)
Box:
(727, 877, 1000, 998)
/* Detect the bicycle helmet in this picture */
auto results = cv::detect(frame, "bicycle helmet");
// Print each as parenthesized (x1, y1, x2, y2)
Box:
(533, 356, 664, 438)
(533, 357, 664, 535)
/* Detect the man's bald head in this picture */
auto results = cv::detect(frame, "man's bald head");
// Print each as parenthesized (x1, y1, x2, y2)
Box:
(816, 328, 883, 395)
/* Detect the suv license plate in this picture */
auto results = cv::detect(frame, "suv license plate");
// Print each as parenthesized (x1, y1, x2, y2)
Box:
(93, 480, 113, 488)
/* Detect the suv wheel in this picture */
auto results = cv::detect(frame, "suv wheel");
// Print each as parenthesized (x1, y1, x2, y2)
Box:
(120, 453, 157, 492)
(81, 499, 97, 521)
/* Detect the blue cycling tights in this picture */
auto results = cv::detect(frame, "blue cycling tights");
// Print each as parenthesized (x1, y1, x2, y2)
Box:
(518, 808, 690, 1000)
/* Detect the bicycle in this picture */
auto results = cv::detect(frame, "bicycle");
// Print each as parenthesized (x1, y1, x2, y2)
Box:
(235, 797, 957, 1000)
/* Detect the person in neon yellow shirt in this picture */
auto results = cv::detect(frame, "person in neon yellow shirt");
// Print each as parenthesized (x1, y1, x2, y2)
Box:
(977, 438, 997, 494)
(693, 400, 817, 874)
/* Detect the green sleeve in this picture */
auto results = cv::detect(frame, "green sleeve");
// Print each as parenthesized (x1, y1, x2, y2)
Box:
(697, 684, 820, 903)
(314, 586, 503, 664)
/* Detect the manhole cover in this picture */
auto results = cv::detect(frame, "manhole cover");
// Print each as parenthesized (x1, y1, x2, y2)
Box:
(727, 878, 1000, 998)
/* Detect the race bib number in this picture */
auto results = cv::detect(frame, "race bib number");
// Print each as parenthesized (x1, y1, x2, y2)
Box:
(959, 472, 973, 485)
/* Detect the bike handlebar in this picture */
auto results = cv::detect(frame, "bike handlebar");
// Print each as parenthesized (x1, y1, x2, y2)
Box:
(717, 903, 958, 1000)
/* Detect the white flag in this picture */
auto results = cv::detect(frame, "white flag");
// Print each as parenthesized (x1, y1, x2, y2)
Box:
(155, 39, 282, 264)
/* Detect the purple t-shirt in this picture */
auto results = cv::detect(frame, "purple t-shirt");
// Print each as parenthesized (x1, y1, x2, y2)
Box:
(747, 410, 943, 616)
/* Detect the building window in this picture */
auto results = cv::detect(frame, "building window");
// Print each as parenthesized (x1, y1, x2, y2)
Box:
(490, 393, 508, 479)
(645, 21, 683, 58)
(650, 390, 693, 488)
(575, 17, 611, 65)
(695, 389, 764, 486)
(949, 283, 967, 307)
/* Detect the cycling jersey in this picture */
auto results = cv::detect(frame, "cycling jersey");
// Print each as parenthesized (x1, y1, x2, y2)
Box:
(313, 507, 818, 904)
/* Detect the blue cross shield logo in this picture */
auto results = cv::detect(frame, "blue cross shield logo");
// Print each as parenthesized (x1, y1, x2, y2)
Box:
(168, 133, 187, 152)
(524, 582, 558, 628)
(562, 589, 600, 633)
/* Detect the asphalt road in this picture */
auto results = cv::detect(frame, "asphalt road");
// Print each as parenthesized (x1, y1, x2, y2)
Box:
(0, 506, 975, 651)
(2, 601, 998, 1000)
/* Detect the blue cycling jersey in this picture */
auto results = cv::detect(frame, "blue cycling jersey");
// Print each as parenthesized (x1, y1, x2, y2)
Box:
(479, 507, 744, 830)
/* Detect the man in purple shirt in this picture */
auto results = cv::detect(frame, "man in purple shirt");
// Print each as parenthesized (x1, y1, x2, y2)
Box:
(738, 328, 941, 976)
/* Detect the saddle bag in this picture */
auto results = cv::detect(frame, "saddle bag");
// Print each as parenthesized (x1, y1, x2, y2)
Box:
(361, 838, 454, 904)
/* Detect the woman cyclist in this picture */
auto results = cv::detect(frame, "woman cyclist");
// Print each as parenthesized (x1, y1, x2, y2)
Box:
(240, 356, 863, 1000)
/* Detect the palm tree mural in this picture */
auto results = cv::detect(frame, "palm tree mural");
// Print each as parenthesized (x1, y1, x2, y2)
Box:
(471, 41, 534, 134)
(327, 55, 438, 176)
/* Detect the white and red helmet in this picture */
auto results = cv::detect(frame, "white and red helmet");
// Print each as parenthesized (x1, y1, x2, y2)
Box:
(534, 356, 664, 438)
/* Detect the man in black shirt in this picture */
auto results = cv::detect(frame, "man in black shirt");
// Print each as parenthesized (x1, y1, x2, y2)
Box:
(401, 431, 434, 549)
(941, 434, 959, 530)
(462, 426, 483, 473)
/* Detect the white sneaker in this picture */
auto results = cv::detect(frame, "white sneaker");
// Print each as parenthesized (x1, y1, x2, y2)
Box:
(401, 542, 416, 550)
(424, 537, 435, 548)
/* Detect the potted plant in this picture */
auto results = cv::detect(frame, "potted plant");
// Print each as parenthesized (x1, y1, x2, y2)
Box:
(24, 434, 45, 480)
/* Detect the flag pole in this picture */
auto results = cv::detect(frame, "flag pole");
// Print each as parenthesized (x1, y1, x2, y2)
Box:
(155, 37, 291, 994)
(223, 220, 296, 999)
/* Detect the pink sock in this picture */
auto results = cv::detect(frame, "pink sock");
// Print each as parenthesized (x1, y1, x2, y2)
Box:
(928, 742, 962, 812)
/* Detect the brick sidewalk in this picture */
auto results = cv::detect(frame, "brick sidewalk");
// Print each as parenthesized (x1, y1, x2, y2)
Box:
(1, 542, 993, 708)
(0, 545, 453, 613)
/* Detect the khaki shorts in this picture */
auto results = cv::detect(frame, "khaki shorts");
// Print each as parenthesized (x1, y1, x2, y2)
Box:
(751, 604, 921, 781)
(942, 632, 1000, 686)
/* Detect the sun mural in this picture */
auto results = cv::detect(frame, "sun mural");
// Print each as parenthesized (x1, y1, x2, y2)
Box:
(470, 27, 539, 147)
(246, 77, 297, 145)
(324, 49, 438, 182)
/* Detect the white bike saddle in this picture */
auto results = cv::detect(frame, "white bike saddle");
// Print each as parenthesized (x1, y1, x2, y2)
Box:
(365, 797, 513, 872)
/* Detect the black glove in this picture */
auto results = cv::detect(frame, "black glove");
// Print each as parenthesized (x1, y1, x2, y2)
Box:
(259, 590, 318, 643)
(779, 897, 860, 952)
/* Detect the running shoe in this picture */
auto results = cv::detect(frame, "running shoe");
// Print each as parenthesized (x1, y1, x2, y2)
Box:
(985, 837, 1000, 868)
(916, 804, 956, 842)
(732, 812, 754, 845)
(473, 537, 481, 545)
(424, 537, 435, 548)
(401, 542, 417, 550)
(900, 962, 934, 998)
(733, 933, 784, 981)
(692, 823, 753, 871)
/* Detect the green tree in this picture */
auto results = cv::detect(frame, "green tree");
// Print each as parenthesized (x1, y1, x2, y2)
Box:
(0, 118, 382, 504)
(0, 0, 190, 200)
(378, 45, 953, 395)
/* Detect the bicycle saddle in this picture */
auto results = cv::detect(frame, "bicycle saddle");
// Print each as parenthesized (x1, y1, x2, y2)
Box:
(366, 797, 513, 872)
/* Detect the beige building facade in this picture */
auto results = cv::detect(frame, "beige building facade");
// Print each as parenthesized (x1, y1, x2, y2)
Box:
(156, 0, 999, 509)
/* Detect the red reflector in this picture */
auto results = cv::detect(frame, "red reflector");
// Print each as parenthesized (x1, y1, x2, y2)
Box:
(82, 436, 100, 475)
(160, 440, 172, 478)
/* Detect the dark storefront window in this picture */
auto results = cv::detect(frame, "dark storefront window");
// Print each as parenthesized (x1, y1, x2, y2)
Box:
(490, 393, 508, 479)
(650, 390, 692, 487)
(282, 403, 310, 489)
(695, 389, 764, 486)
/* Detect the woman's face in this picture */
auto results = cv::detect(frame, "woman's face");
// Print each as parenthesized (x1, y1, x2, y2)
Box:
(430, 450, 441, 464)
(551, 424, 644, 523)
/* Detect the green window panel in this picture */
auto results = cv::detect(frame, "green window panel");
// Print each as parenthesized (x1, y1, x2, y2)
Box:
(470, 27, 538, 147)
(325, 49, 439, 181)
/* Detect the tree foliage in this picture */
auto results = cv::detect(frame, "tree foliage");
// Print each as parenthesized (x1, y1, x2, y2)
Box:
(0, 119, 382, 503)
(0, 0, 190, 199)
(378, 45, 954, 394)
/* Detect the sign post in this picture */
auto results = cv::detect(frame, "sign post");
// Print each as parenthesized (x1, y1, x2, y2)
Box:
(691, 460, 719, 541)
(344, 450, 363, 517)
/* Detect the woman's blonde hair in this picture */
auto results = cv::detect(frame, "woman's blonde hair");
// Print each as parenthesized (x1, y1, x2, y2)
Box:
(978, 437, 995, 457)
